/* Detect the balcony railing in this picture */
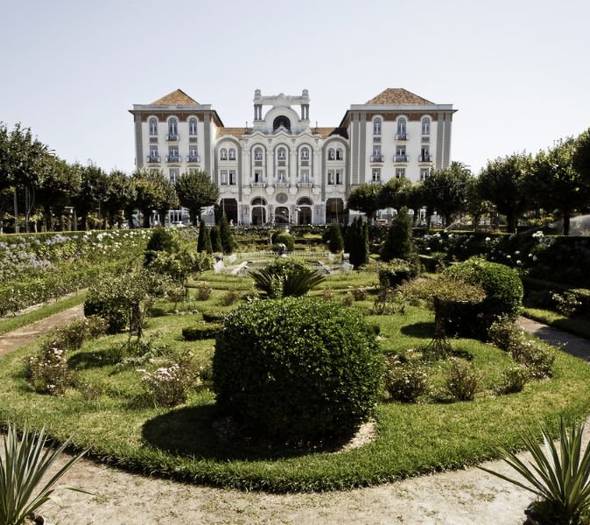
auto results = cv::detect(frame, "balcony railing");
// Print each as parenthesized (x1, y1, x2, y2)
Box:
(394, 154, 408, 162)
(146, 155, 160, 163)
(395, 133, 408, 141)
(275, 181, 290, 188)
(297, 181, 313, 188)
(370, 154, 384, 163)
(166, 155, 181, 163)
(167, 134, 179, 141)
(419, 154, 432, 162)
(187, 154, 200, 163)
(251, 182, 266, 187)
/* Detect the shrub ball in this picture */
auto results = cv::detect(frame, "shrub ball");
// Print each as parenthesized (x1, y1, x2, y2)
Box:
(213, 297, 383, 444)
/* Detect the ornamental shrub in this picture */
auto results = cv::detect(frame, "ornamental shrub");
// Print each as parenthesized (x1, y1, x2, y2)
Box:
(496, 364, 529, 394)
(219, 214, 235, 254)
(382, 207, 415, 262)
(326, 223, 344, 253)
(144, 227, 176, 266)
(27, 339, 72, 396)
(444, 258, 523, 339)
(250, 259, 325, 298)
(195, 283, 212, 301)
(385, 358, 428, 403)
(197, 220, 213, 254)
(488, 317, 524, 351)
(210, 225, 223, 253)
(272, 232, 295, 252)
(511, 339, 555, 379)
(378, 259, 419, 289)
(445, 358, 480, 401)
(182, 323, 223, 341)
(213, 298, 383, 444)
(346, 217, 369, 269)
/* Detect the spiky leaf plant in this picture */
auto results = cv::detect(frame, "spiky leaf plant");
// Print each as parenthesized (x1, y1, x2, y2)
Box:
(480, 419, 590, 525)
(250, 259, 325, 299)
(0, 424, 87, 525)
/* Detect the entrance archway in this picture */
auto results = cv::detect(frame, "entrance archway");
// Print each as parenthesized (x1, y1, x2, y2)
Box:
(251, 197, 267, 225)
(275, 206, 290, 224)
(326, 198, 344, 224)
(297, 197, 313, 225)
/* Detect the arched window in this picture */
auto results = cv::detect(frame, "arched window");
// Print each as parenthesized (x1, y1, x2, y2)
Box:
(273, 115, 291, 131)
(300, 147, 310, 160)
(421, 117, 430, 136)
(277, 147, 287, 161)
(149, 117, 158, 136)
(254, 147, 263, 161)
(228, 148, 236, 160)
(189, 117, 198, 136)
(328, 148, 335, 161)
(168, 117, 178, 137)
(336, 148, 343, 160)
(220, 148, 227, 160)
(373, 117, 382, 136)
(397, 117, 407, 138)
(252, 197, 267, 206)
(297, 197, 313, 206)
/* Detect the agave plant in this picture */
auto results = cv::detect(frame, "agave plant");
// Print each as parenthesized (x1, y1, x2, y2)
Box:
(0, 424, 87, 525)
(250, 259, 325, 298)
(480, 419, 590, 525)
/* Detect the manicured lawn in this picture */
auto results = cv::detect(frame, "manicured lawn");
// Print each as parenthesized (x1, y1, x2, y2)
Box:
(2, 288, 590, 493)
(522, 307, 590, 340)
(0, 292, 87, 336)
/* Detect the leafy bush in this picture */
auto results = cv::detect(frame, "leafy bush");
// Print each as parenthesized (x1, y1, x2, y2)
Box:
(325, 223, 344, 253)
(51, 316, 108, 351)
(219, 214, 235, 254)
(382, 207, 415, 262)
(144, 227, 176, 266)
(250, 259, 325, 299)
(195, 283, 212, 301)
(182, 323, 223, 341)
(213, 298, 383, 444)
(341, 292, 354, 307)
(141, 353, 199, 407)
(487, 317, 524, 352)
(346, 217, 369, 269)
(511, 339, 555, 378)
(552, 291, 581, 317)
(201, 309, 228, 323)
(378, 259, 419, 289)
(272, 232, 295, 252)
(496, 364, 529, 394)
(444, 258, 523, 338)
(221, 290, 241, 306)
(446, 359, 479, 401)
(351, 288, 368, 301)
(385, 357, 428, 403)
(26, 339, 72, 395)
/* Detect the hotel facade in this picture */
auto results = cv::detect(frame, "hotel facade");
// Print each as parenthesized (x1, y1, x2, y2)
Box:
(130, 88, 456, 225)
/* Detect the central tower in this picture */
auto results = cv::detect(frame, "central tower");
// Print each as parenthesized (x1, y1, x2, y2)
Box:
(252, 89, 311, 134)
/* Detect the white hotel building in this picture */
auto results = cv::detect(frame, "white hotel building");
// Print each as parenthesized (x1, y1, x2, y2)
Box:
(130, 88, 455, 225)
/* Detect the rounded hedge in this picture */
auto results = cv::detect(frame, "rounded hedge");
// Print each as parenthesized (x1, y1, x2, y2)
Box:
(213, 297, 383, 445)
(182, 323, 223, 341)
(444, 257, 523, 338)
(272, 232, 295, 252)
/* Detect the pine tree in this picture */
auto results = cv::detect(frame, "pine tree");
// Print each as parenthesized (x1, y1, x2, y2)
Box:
(327, 223, 344, 253)
(382, 207, 415, 262)
(219, 214, 235, 254)
(211, 225, 223, 253)
(197, 219, 207, 252)
(348, 217, 369, 269)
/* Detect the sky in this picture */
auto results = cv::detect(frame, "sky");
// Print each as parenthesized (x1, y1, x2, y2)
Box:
(1, 0, 589, 174)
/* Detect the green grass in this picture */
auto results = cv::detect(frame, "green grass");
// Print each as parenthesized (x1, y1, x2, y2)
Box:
(2, 300, 590, 493)
(522, 307, 590, 340)
(0, 292, 86, 336)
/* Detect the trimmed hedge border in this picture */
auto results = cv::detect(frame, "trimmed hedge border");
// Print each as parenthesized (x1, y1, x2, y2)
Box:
(182, 323, 223, 341)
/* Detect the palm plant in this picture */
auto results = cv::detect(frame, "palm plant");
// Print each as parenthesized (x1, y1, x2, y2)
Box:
(0, 424, 87, 525)
(250, 260, 325, 298)
(480, 419, 590, 525)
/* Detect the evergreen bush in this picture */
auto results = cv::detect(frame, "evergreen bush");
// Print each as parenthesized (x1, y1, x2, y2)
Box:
(382, 207, 415, 262)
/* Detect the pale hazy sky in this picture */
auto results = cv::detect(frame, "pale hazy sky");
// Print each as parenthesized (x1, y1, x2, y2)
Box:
(1, 0, 589, 173)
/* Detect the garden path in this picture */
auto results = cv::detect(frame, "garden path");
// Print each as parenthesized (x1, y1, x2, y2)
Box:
(2, 313, 590, 524)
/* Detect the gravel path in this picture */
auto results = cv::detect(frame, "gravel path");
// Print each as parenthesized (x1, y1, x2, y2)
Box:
(2, 311, 589, 524)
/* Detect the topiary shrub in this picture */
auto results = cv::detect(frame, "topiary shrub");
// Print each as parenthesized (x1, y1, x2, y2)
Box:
(346, 217, 369, 269)
(201, 309, 228, 323)
(444, 258, 523, 339)
(182, 323, 223, 341)
(213, 298, 383, 445)
(381, 207, 415, 262)
(378, 259, 420, 289)
(272, 232, 295, 252)
(144, 227, 176, 266)
(325, 223, 344, 254)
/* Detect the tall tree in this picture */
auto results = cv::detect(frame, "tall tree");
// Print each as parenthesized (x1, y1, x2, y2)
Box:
(478, 153, 532, 233)
(104, 170, 135, 228)
(71, 164, 109, 230)
(421, 162, 472, 227)
(346, 183, 381, 222)
(527, 137, 590, 235)
(382, 207, 415, 262)
(131, 170, 167, 228)
(175, 170, 219, 225)
(37, 157, 80, 231)
(377, 176, 411, 210)
(346, 217, 369, 269)
(218, 213, 235, 254)
(573, 128, 590, 181)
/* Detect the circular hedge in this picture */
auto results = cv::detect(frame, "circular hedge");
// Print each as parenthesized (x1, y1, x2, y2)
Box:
(271, 231, 295, 252)
(444, 257, 523, 338)
(213, 297, 383, 444)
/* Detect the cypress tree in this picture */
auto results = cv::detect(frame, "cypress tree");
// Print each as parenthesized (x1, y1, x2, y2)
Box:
(203, 226, 213, 254)
(382, 207, 415, 262)
(327, 223, 344, 253)
(348, 217, 369, 269)
(219, 214, 235, 254)
(211, 225, 223, 253)
(197, 219, 207, 252)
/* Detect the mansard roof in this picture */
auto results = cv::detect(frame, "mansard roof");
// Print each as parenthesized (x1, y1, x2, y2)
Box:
(366, 88, 433, 105)
(218, 127, 250, 138)
(151, 89, 199, 106)
(313, 127, 348, 139)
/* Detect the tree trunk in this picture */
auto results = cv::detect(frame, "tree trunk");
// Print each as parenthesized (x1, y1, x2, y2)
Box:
(142, 209, 151, 228)
(13, 188, 19, 233)
(563, 210, 571, 236)
(506, 212, 517, 233)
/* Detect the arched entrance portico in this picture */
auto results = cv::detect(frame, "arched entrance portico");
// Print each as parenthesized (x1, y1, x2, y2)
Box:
(251, 197, 267, 225)
(297, 197, 313, 225)
(274, 206, 290, 224)
(326, 198, 344, 224)
(220, 198, 238, 224)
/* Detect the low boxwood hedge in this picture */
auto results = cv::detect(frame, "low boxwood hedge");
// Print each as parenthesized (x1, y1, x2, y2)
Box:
(182, 323, 223, 341)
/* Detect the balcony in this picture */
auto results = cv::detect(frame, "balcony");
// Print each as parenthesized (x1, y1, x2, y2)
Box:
(146, 155, 160, 164)
(251, 182, 266, 188)
(276, 181, 290, 188)
(167, 134, 179, 141)
(166, 155, 181, 163)
(394, 154, 408, 163)
(187, 154, 200, 163)
(395, 133, 408, 141)
(419, 154, 432, 163)
(370, 154, 384, 163)
(297, 181, 313, 188)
